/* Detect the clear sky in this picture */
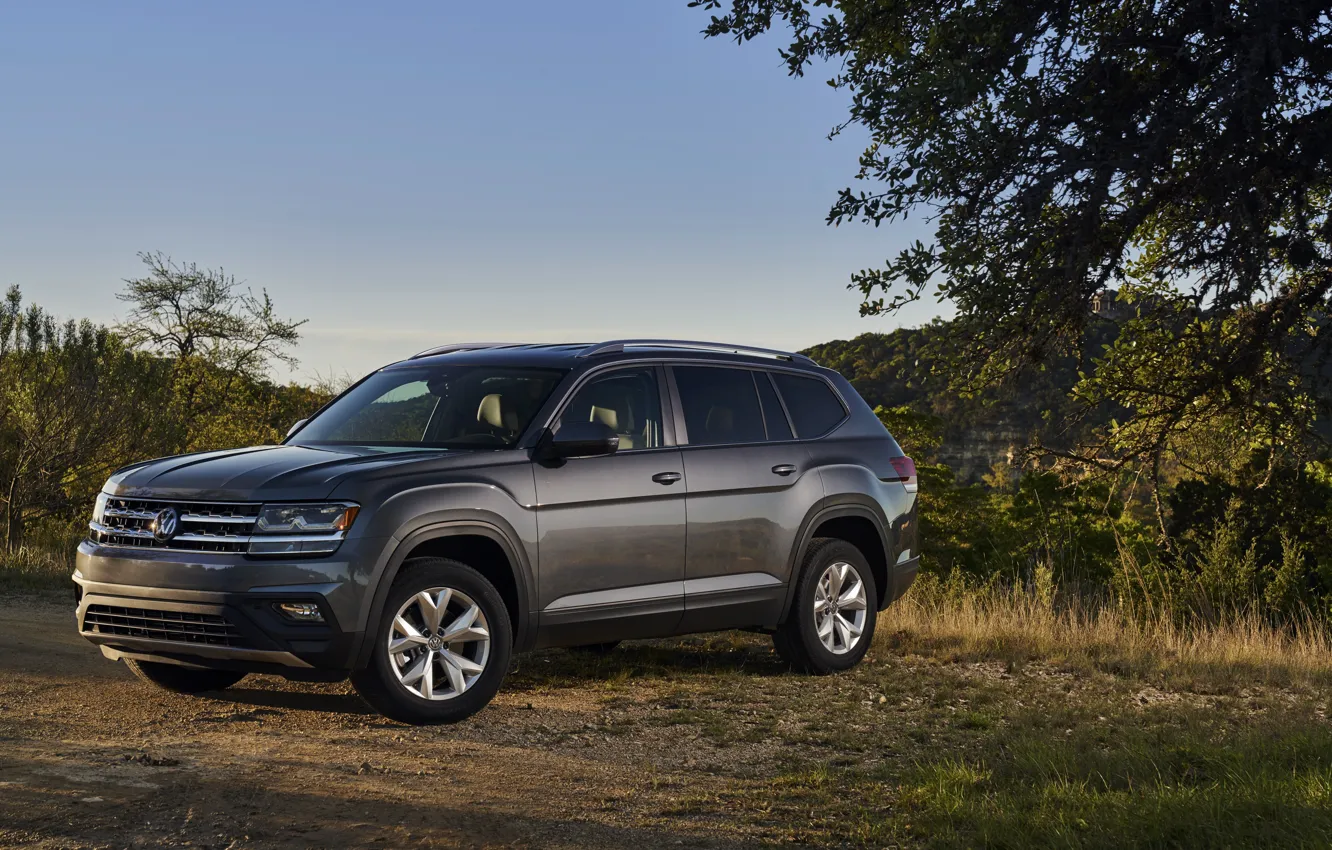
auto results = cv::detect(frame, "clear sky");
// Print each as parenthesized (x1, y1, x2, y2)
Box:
(1, 1, 944, 382)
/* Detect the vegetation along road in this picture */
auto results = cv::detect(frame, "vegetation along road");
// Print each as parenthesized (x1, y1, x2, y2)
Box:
(3, 590, 1331, 849)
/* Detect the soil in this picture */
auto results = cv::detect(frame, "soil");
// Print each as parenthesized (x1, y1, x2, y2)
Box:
(0, 597, 800, 849)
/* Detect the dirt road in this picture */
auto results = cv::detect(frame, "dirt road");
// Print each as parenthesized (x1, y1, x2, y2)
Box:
(0, 596, 810, 849)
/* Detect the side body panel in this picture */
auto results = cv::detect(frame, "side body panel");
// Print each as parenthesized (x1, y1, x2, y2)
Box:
(677, 441, 820, 631)
(530, 449, 688, 647)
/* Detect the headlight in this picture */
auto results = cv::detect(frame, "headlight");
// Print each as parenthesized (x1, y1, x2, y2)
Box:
(92, 492, 110, 524)
(249, 502, 359, 557)
(255, 503, 359, 534)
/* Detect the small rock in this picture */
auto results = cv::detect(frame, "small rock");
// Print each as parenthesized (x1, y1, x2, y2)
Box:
(357, 761, 372, 775)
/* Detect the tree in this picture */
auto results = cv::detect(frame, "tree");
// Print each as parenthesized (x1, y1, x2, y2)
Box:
(0, 287, 153, 548)
(117, 252, 309, 452)
(692, 1, 1332, 472)
(118, 252, 305, 380)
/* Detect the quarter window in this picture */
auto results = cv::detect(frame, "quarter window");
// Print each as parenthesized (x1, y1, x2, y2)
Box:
(673, 366, 767, 445)
(771, 373, 846, 438)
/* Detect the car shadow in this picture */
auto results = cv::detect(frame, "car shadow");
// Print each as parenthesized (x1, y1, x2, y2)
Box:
(202, 685, 375, 716)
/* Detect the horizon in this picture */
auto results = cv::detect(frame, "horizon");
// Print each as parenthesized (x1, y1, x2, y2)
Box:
(1, 1, 948, 383)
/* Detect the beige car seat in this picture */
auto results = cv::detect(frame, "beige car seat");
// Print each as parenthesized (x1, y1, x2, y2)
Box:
(477, 394, 519, 432)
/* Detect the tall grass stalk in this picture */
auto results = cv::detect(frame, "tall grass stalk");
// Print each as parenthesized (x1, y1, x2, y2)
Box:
(0, 545, 74, 592)
(878, 575, 1332, 688)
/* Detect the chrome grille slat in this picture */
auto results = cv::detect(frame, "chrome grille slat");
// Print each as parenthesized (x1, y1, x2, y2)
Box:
(83, 604, 247, 647)
(90, 497, 260, 553)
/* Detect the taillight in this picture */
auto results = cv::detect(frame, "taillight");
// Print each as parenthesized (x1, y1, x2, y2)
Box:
(889, 456, 918, 494)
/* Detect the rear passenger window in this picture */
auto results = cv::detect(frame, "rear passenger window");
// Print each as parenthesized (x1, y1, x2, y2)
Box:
(673, 366, 766, 445)
(772, 373, 846, 438)
(756, 372, 794, 441)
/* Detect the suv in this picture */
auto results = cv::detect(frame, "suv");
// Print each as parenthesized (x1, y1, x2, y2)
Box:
(74, 340, 919, 724)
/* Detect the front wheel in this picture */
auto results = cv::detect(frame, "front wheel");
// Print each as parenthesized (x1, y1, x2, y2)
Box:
(350, 557, 512, 725)
(773, 538, 877, 674)
(125, 659, 246, 694)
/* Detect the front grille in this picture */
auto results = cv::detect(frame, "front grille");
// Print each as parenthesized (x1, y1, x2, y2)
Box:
(83, 604, 247, 647)
(89, 497, 259, 553)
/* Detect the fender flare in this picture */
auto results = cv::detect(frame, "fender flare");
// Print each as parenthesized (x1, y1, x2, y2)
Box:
(778, 498, 894, 624)
(351, 519, 535, 669)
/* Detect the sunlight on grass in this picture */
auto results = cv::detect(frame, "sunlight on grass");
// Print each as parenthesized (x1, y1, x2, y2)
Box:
(877, 580, 1332, 688)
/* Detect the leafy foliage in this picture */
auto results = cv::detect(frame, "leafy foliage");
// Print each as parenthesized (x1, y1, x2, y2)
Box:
(0, 271, 329, 551)
(694, 0, 1332, 470)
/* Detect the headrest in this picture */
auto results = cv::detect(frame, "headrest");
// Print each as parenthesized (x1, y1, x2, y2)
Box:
(477, 394, 505, 428)
(590, 406, 619, 431)
(705, 405, 733, 435)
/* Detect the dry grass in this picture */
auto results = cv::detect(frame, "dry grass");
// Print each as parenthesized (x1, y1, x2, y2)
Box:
(878, 581, 1332, 690)
(0, 545, 73, 592)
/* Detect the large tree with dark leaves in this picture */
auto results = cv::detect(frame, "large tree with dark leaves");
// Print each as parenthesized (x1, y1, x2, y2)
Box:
(693, 0, 1332, 476)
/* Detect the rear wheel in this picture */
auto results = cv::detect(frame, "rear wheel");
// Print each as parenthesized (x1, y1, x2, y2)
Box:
(125, 659, 246, 694)
(773, 538, 877, 674)
(351, 557, 512, 725)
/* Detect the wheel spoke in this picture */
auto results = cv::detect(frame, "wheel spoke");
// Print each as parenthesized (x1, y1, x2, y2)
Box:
(389, 634, 428, 656)
(834, 617, 852, 649)
(442, 648, 484, 675)
(415, 590, 449, 632)
(813, 597, 830, 614)
(838, 580, 866, 611)
(440, 605, 485, 642)
(817, 613, 835, 641)
(440, 652, 468, 694)
(826, 565, 843, 598)
(421, 652, 436, 698)
(838, 612, 863, 638)
(399, 651, 429, 686)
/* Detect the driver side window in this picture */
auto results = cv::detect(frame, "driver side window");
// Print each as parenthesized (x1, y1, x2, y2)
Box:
(556, 368, 663, 451)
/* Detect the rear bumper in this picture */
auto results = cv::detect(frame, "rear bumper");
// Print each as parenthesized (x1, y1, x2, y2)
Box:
(72, 539, 383, 675)
(882, 553, 920, 609)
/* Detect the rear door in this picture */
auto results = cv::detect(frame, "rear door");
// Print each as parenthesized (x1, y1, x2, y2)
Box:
(533, 365, 687, 646)
(670, 364, 825, 631)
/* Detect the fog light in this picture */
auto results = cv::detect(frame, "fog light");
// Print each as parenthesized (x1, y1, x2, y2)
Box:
(276, 602, 325, 623)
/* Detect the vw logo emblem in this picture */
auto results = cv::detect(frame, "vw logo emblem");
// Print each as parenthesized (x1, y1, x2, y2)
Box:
(151, 507, 179, 542)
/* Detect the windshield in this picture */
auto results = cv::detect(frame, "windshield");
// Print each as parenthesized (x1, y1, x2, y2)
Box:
(292, 365, 568, 449)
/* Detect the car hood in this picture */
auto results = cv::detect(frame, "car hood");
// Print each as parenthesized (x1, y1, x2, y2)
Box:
(105, 444, 466, 502)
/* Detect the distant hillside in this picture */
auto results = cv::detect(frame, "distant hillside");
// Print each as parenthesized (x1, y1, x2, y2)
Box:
(802, 322, 1119, 484)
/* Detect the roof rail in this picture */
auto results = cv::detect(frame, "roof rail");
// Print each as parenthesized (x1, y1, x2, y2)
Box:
(410, 342, 520, 359)
(577, 339, 812, 363)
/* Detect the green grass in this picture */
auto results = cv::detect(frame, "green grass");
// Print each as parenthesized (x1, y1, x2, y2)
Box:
(504, 595, 1332, 848)
(0, 545, 73, 593)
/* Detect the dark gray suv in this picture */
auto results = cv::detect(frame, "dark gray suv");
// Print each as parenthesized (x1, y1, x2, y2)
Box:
(75, 340, 919, 724)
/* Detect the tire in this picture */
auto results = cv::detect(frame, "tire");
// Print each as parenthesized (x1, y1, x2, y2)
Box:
(773, 538, 878, 675)
(350, 557, 512, 725)
(570, 641, 621, 655)
(125, 659, 247, 694)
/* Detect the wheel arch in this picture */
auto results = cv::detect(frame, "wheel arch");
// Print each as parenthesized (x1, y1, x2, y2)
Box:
(779, 498, 893, 623)
(353, 519, 535, 670)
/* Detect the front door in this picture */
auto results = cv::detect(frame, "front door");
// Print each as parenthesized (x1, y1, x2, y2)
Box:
(533, 365, 686, 646)
(669, 364, 822, 632)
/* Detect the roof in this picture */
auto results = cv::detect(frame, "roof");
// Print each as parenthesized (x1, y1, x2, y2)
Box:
(384, 340, 821, 372)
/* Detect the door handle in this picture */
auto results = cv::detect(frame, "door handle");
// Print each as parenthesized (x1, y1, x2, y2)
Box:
(771, 464, 797, 476)
(651, 471, 683, 485)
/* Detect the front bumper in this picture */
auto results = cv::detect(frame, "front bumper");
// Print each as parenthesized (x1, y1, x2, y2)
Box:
(73, 536, 388, 675)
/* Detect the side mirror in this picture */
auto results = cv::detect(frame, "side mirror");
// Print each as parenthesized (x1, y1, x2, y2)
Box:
(541, 421, 619, 461)
(286, 419, 307, 439)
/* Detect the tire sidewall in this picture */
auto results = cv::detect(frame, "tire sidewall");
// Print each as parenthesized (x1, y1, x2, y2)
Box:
(791, 539, 877, 673)
(364, 558, 513, 723)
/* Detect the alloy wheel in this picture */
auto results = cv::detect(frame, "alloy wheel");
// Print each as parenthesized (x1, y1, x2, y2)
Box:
(813, 561, 868, 655)
(387, 587, 491, 700)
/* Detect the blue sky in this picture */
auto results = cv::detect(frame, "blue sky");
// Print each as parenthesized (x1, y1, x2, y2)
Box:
(1, 1, 943, 381)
